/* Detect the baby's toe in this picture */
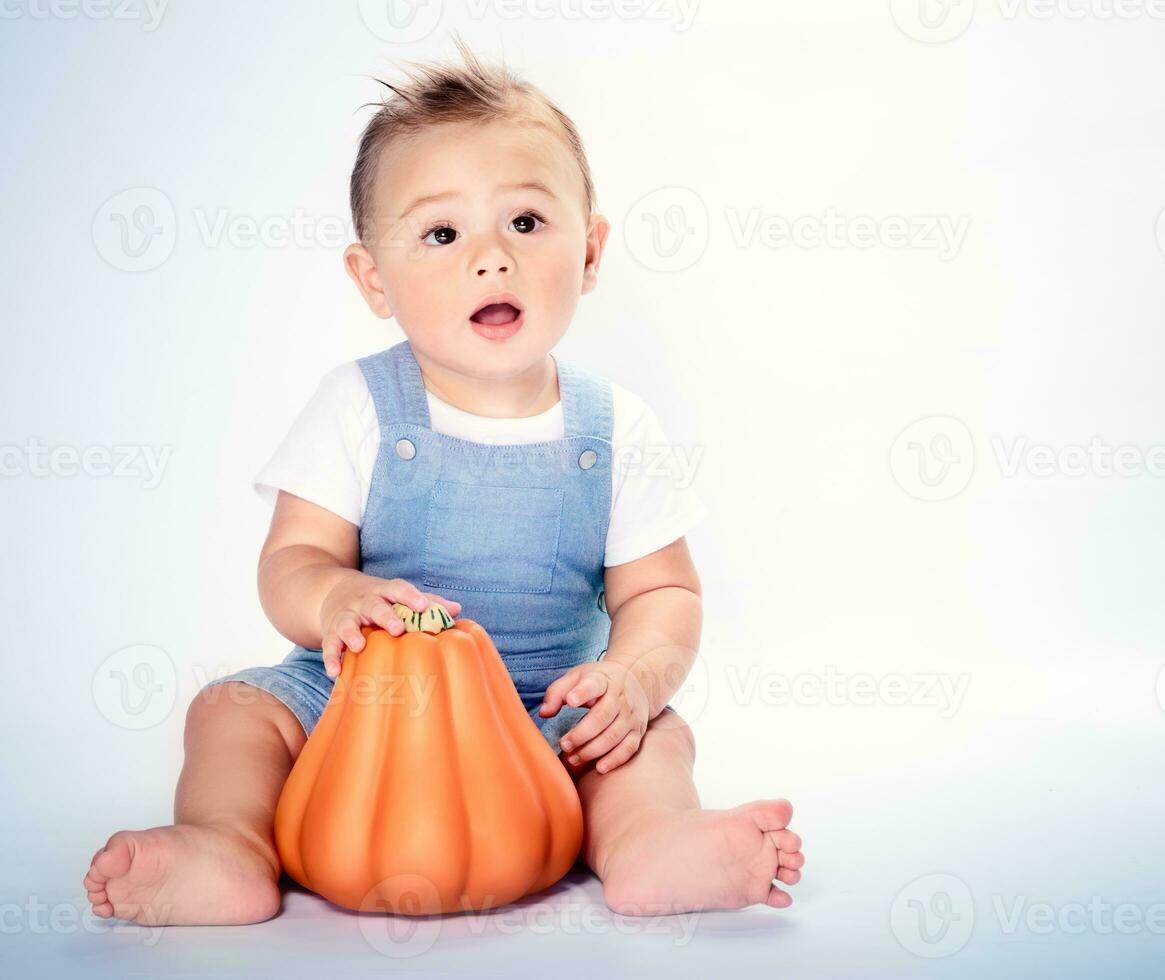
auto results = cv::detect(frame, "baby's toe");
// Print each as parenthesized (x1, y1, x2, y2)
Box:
(776, 867, 801, 885)
(780, 849, 805, 871)
(766, 885, 793, 909)
(768, 827, 801, 854)
(92, 833, 134, 880)
(746, 799, 793, 831)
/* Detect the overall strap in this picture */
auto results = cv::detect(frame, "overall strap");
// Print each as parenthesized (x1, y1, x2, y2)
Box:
(556, 354, 614, 441)
(357, 340, 432, 430)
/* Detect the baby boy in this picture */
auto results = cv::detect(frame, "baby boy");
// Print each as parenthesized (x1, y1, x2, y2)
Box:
(83, 38, 803, 926)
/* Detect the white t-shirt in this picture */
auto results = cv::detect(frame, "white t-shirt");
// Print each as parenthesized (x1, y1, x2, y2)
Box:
(254, 360, 708, 567)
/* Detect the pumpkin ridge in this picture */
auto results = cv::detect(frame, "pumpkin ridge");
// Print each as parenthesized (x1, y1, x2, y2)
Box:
(492, 676, 555, 897)
(441, 632, 475, 909)
(449, 628, 545, 909)
(300, 636, 381, 894)
(471, 628, 559, 895)
(278, 657, 358, 880)
(370, 632, 435, 910)
(365, 632, 402, 902)
(282, 651, 356, 886)
(377, 632, 468, 912)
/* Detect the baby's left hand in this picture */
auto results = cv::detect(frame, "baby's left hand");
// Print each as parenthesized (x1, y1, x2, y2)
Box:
(539, 660, 649, 773)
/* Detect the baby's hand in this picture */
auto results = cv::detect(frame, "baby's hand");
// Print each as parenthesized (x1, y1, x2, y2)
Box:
(319, 574, 461, 679)
(540, 660, 649, 774)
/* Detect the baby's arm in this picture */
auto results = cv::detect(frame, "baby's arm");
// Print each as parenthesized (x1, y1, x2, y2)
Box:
(539, 536, 702, 772)
(543, 536, 703, 722)
(594, 536, 703, 719)
(257, 489, 461, 678)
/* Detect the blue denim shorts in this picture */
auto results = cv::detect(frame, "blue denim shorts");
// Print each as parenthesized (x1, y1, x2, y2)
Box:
(200, 643, 602, 756)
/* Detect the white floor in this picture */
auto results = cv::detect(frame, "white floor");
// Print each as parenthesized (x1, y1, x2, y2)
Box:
(10, 679, 1164, 979)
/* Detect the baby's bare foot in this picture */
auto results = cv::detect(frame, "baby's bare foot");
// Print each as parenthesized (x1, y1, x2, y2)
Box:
(82, 823, 282, 926)
(600, 799, 804, 914)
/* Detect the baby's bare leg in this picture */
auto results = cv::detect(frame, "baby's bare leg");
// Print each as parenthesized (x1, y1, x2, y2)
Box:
(174, 683, 307, 864)
(82, 683, 306, 926)
(568, 707, 804, 914)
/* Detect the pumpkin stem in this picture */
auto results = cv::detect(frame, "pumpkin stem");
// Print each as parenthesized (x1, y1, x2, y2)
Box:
(390, 601, 456, 634)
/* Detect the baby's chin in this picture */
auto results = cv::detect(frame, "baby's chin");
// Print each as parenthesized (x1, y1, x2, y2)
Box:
(412, 323, 557, 372)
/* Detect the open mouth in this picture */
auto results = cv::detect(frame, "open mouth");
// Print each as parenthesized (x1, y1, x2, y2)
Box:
(469, 296, 524, 326)
(470, 302, 522, 326)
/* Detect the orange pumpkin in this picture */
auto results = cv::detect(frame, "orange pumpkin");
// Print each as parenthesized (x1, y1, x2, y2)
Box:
(273, 605, 584, 914)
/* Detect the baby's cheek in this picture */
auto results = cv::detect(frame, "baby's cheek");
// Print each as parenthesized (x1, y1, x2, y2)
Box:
(385, 267, 455, 323)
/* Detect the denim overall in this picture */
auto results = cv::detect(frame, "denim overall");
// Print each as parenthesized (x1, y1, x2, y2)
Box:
(203, 339, 612, 755)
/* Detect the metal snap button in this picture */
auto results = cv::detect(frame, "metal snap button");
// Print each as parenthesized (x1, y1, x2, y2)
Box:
(395, 438, 416, 460)
(597, 590, 606, 613)
(578, 449, 597, 470)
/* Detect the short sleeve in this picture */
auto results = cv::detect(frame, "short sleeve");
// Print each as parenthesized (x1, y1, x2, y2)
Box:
(252, 362, 375, 526)
(604, 391, 709, 567)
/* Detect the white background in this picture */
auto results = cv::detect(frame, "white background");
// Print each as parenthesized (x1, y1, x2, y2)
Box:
(2, 1, 1164, 976)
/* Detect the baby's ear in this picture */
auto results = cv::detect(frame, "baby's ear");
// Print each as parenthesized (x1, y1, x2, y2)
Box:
(343, 242, 393, 318)
(580, 213, 611, 295)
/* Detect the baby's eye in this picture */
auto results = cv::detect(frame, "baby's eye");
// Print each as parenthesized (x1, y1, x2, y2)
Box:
(422, 225, 457, 246)
(510, 211, 546, 234)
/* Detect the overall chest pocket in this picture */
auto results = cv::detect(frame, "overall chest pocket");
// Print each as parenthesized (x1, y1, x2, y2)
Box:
(421, 480, 565, 594)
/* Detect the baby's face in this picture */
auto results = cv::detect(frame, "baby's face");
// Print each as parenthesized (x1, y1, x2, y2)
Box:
(346, 118, 608, 378)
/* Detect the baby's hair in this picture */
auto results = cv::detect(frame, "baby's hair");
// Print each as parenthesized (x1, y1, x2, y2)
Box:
(349, 33, 596, 244)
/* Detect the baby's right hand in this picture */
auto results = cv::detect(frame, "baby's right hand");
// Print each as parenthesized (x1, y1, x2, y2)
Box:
(319, 574, 462, 679)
